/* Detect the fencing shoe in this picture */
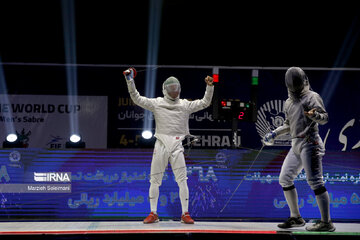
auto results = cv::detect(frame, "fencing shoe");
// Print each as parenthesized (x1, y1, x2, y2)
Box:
(143, 212, 159, 224)
(277, 217, 306, 228)
(306, 220, 336, 232)
(181, 212, 194, 224)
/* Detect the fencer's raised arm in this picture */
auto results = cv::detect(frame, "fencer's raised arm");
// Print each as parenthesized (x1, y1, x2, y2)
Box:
(186, 76, 214, 113)
(123, 68, 156, 111)
(304, 93, 328, 125)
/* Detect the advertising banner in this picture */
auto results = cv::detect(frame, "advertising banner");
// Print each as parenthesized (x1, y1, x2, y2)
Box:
(0, 148, 359, 220)
(0, 95, 108, 149)
(113, 68, 360, 152)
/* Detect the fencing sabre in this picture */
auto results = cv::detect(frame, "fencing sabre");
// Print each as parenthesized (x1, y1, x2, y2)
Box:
(219, 143, 266, 213)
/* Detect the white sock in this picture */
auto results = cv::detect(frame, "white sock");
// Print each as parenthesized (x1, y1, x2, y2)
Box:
(283, 188, 301, 218)
(149, 183, 159, 213)
(178, 180, 189, 214)
(316, 191, 331, 222)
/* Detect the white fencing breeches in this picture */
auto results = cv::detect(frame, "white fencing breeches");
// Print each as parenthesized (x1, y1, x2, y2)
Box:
(149, 139, 189, 213)
(279, 135, 325, 190)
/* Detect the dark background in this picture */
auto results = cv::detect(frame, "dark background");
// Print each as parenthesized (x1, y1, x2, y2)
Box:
(0, 1, 359, 68)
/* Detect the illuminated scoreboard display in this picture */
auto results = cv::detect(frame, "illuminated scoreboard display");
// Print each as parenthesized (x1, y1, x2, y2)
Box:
(219, 100, 256, 122)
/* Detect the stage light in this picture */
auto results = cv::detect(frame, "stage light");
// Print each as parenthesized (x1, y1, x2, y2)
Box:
(69, 134, 81, 143)
(6, 134, 17, 142)
(143, 0, 163, 139)
(213, 73, 219, 83)
(62, 0, 81, 147)
(3, 134, 23, 148)
(65, 134, 85, 148)
(141, 130, 153, 139)
(213, 67, 219, 83)
(252, 69, 259, 86)
(321, 17, 359, 107)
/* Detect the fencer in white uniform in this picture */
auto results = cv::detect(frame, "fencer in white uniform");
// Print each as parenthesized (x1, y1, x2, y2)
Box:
(264, 67, 335, 232)
(124, 68, 214, 224)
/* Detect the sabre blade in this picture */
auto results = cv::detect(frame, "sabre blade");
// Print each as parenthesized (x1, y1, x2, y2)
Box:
(219, 144, 265, 213)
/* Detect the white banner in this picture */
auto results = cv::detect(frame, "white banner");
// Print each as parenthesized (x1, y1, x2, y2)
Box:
(0, 95, 107, 148)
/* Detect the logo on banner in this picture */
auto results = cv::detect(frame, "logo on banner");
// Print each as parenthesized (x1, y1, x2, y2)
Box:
(46, 135, 64, 149)
(9, 151, 21, 162)
(255, 100, 291, 146)
(8, 151, 22, 168)
(34, 172, 71, 182)
(13, 128, 31, 148)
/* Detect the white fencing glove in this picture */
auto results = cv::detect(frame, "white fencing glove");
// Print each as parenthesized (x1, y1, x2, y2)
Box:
(263, 131, 276, 146)
(123, 67, 137, 81)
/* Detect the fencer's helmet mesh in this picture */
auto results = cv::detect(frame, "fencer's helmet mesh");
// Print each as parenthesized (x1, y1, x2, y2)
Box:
(285, 67, 308, 93)
(164, 83, 180, 94)
(163, 77, 181, 95)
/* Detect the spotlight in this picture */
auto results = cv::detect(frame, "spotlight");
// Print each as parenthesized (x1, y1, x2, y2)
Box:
(65, 134, 85, 148)
(3, 133, 24, 148)
(70, 134, 81, 143)
(6, 134, 17, 142)
(141, 130, 153, 139)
